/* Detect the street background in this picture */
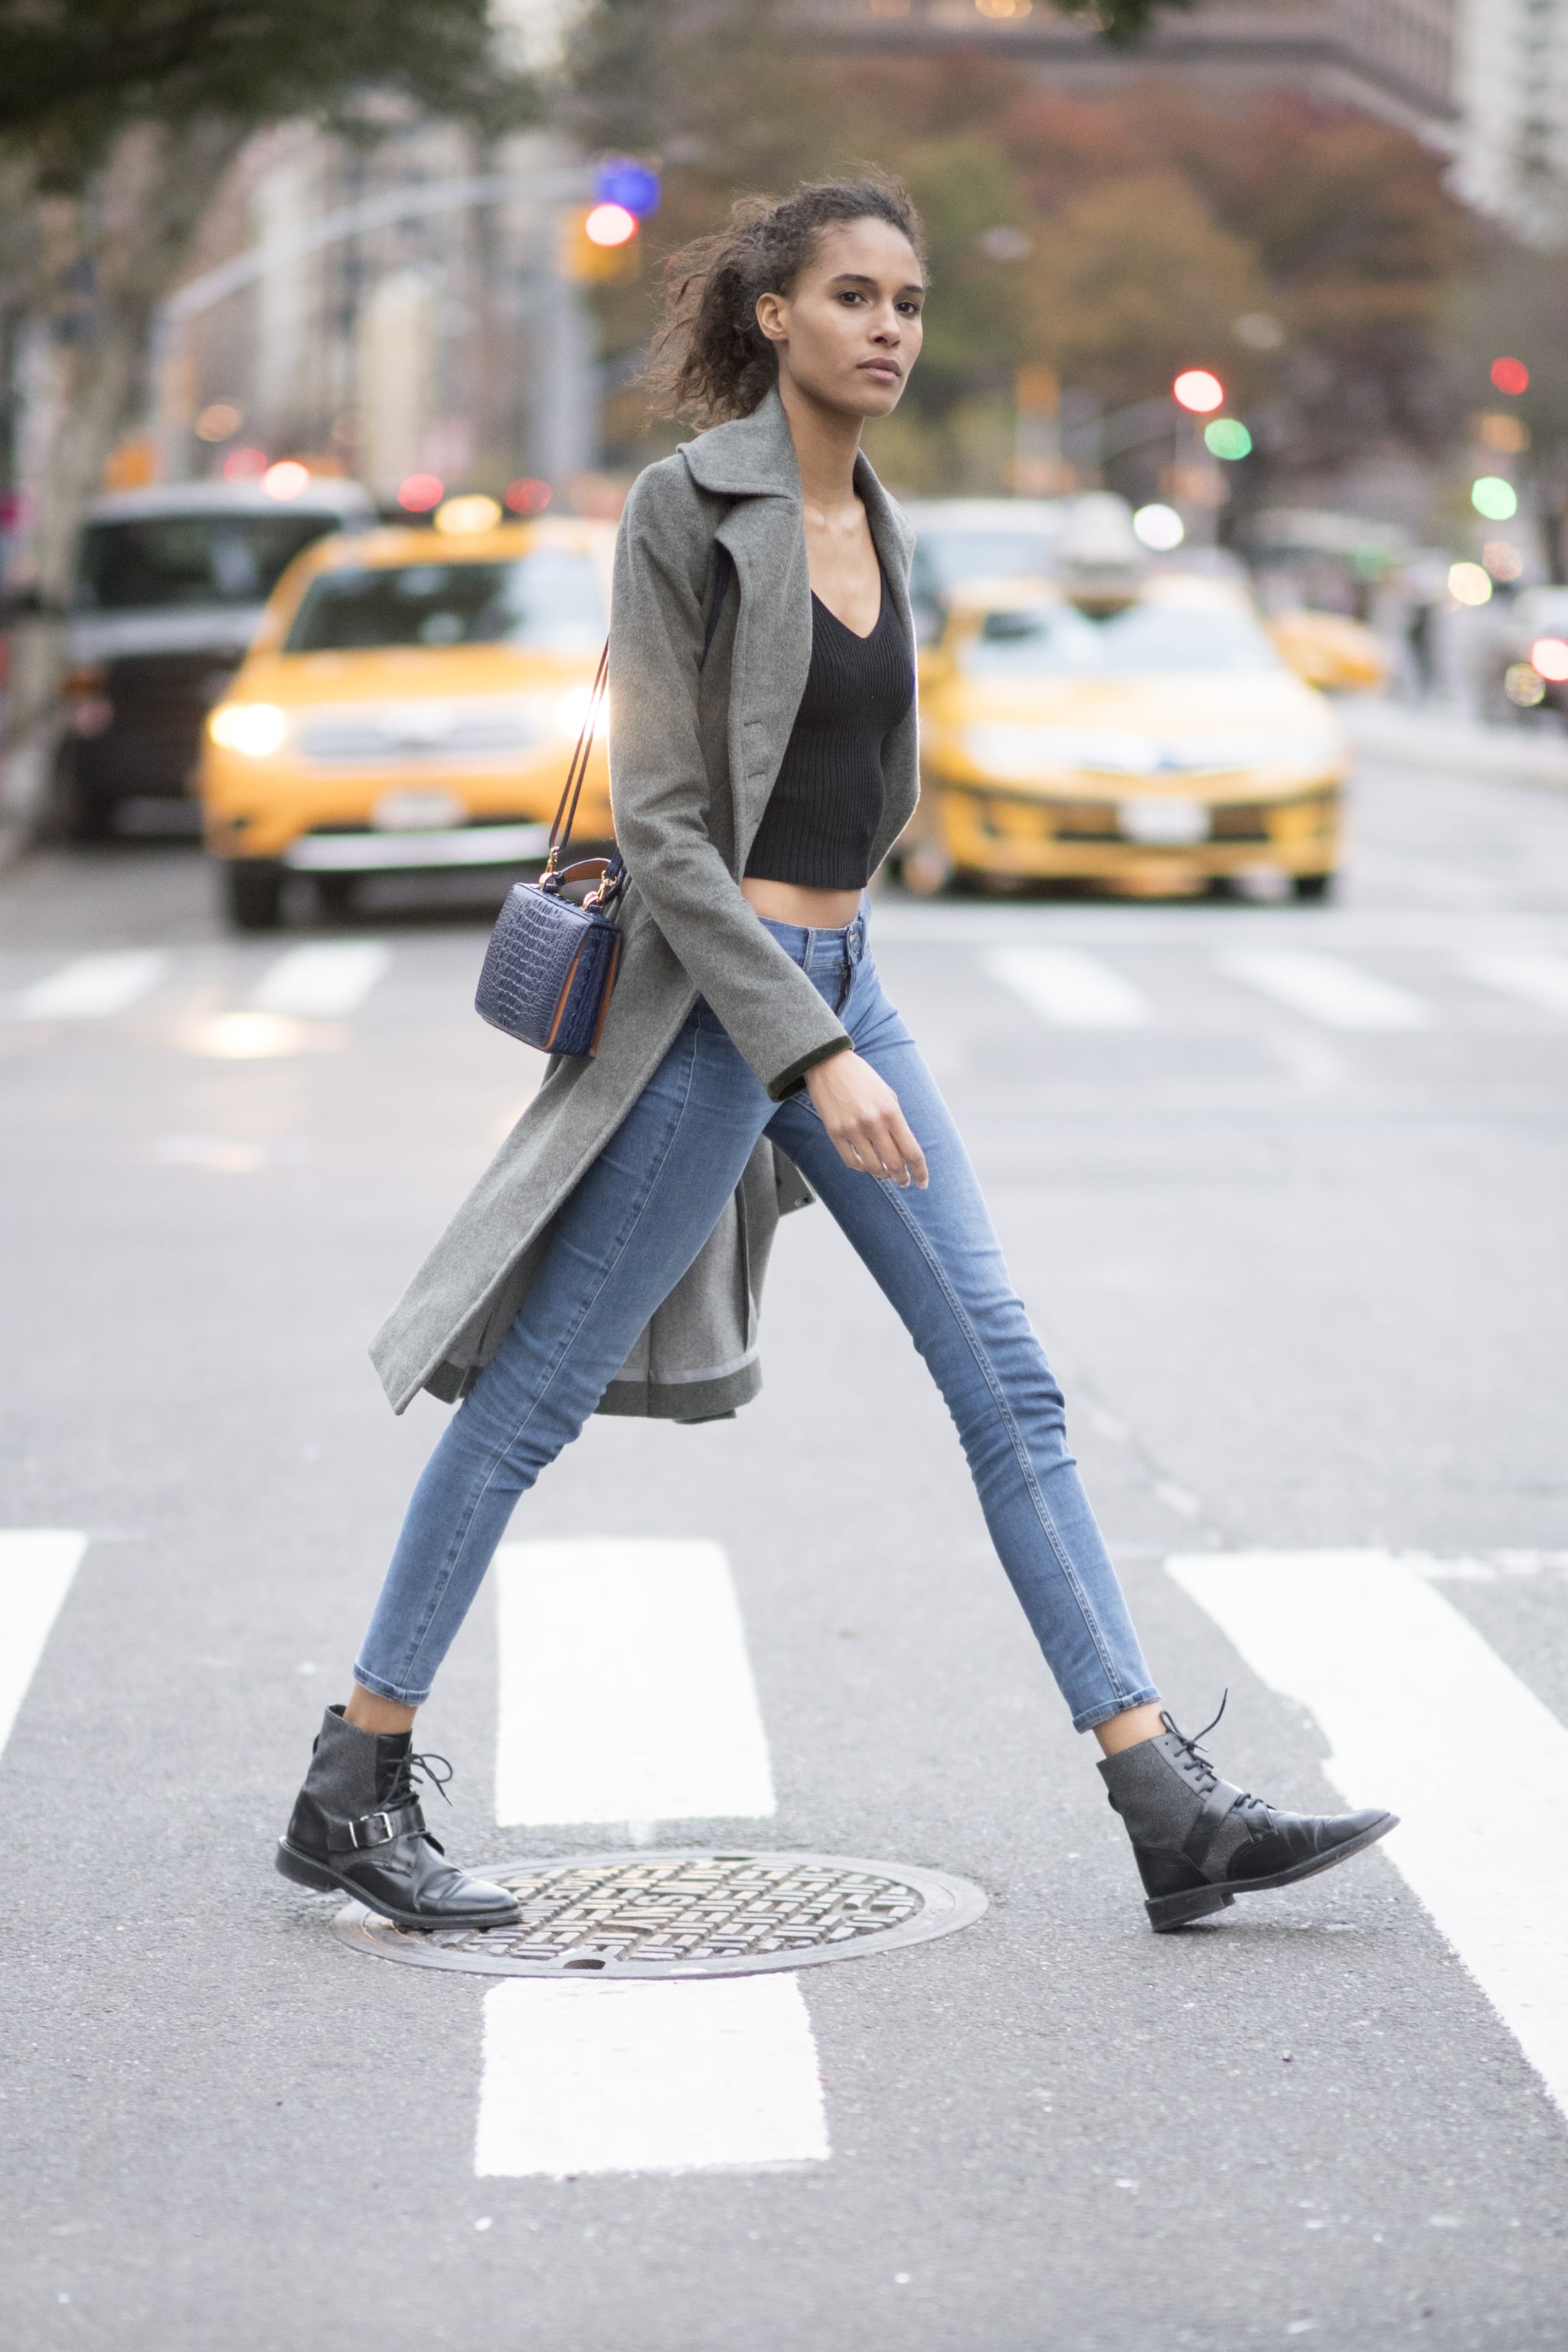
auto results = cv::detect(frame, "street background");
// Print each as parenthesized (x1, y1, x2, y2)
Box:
(5, 2, 1568, 2347)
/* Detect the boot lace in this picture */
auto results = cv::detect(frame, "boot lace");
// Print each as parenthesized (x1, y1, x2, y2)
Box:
(381, 1749, 455, 1814)
(1159, 1694, 1269, 1817)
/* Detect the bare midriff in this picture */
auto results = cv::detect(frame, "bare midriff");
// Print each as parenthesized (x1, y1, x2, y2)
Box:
(741, 877, 863, 929)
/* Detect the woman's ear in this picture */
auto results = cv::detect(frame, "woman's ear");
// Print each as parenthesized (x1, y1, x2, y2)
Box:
(754, 290, 789, 348)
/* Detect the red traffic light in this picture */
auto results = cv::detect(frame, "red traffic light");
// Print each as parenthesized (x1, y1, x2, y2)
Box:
(585, 202, 639, 249)
(1491, 356, 1529, 396)
(1172, 370, 1224, 414)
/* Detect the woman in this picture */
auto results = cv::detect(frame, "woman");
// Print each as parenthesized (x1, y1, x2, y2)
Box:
(277, 178, 1395, 1936)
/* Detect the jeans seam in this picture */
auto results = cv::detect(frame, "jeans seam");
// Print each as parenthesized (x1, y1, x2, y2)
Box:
(876, 1178, 1133, 1710)
(377, 1020, 704, 1698)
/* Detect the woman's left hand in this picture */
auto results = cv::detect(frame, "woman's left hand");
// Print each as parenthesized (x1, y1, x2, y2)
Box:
(804, 1050, 929, 1187)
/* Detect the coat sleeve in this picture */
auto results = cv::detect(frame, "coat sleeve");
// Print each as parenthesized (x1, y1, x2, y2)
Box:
(607, 464, 852, 1099)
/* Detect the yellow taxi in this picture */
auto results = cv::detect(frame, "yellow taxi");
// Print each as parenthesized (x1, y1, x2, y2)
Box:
(1266, 608, 1389, 694)
(201, 514, 613, 928)
(900, 573, 1349, 900)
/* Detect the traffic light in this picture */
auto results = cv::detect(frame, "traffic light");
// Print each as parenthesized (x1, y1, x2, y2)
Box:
(1172, 370, 1224, 414)
(560, 206, 641, 284)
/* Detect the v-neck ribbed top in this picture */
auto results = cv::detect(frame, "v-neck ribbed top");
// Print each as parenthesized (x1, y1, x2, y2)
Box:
(743, 567, 914, 891)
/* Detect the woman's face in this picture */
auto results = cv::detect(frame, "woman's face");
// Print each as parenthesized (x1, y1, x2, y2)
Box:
(754, 217, 925, 420)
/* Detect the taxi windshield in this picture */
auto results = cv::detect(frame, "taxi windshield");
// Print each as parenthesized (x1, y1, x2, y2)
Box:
(964, 600, 1284, 678)
(284, 550, 604, 654)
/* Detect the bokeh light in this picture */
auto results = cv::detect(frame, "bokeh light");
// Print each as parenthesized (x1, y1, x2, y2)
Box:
(1530, 636, 1568, 682)
(221, 446, 267, 481)
(397, 473, 445, 512)
(1491, 356, 1530, 396)
(262, 459, 309, 501)
(584, 202, 638, 248)
(1132, 503, 1184, 551)
(195, 401, 243, 443)
(435, 494, 502, 535)
(1172, 370, 1224, 413)
(505, 477, 552, 516)
(1204, 418, 1253, 461)
(1448, 562, 1492, 606)
(1483, 541, 1523, 580)
(1472, 476, 1519, 521)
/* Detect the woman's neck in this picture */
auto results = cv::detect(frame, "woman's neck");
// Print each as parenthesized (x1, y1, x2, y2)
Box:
(776, 373, 864, 514)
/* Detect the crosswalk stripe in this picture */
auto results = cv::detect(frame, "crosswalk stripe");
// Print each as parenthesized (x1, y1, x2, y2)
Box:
(1167, 1549, 1568, 2122)
(12, 953, 168, 1021)
(0, 1531, 88, 1757)
(1217, 951, 1430, 1031)
(493, 1540, 776, 1828)
(249, 942, 391, 1018)
(474, 1975, 831, 2178)
(983, 945, 1149, 1028)
(1459, 949, 1568, 1019)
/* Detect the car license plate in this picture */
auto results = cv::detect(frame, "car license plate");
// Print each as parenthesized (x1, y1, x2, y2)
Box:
(1119, 797, 1209, 845)
(372, 789, 466, 832)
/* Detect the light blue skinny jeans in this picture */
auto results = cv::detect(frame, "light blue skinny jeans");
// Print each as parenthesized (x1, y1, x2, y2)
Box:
(355, 909, 1158, 1731)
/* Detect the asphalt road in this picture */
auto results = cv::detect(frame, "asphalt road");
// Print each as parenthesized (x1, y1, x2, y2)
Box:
(3, 726, 1568, 2350)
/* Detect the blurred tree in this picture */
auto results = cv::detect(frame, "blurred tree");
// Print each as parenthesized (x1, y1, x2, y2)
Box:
(1021, 171, 1269, 412)
(0, 0, 532, 822)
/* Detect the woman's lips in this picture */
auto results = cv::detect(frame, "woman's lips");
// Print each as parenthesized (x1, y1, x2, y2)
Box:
(860, 361, 902, 381)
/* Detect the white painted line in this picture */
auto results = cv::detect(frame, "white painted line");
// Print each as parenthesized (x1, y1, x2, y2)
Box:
(1168, 1548, 1568, 2122)
(1459, 949, 1568, 1019)
(1217, 950, 1430, 1031)
(494, 1540, 775, 1827)
(249, 941, 391, 1018)
(13, 952, 168, 1021)
(474, 1976, 830, 2177)
(983, 945, 1149, 1028)
(0, 1531, 88, 1756)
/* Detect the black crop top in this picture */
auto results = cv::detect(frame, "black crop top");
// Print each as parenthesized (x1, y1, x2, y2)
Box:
(744, 568, 914, 891)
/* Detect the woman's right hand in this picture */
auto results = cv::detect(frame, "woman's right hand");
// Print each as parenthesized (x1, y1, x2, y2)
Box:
(804, 1050, 928, 1188)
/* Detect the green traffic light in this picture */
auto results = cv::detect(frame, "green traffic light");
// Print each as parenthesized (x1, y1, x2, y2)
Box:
(1204, 418, 1253, 461)
(1472, 475, 1518, 521)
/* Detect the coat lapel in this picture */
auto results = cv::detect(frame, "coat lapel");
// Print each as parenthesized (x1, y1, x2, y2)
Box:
(680, 388, 918, 867)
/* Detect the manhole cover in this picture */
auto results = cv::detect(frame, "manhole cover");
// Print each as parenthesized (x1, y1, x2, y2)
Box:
(332, 1849, 987, 1978)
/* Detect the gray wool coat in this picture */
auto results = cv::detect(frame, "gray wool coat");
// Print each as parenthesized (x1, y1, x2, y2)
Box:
(368, 388, 920, 1420)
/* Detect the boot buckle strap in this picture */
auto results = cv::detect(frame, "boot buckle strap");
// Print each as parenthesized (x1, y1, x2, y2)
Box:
(339, 1800, 424, 1852)
(1181, 1785, 1241, 1875)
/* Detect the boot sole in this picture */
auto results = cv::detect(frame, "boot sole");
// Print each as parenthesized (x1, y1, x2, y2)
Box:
(273, 1838, 521, 1932)
(1146, 1811, 1400, 1933)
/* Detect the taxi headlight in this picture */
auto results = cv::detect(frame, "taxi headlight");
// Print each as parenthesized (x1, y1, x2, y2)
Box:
(210, 702, 287, 758)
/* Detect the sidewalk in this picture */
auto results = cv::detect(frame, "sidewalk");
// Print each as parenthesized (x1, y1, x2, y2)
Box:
(1346, 696, 1568, 794)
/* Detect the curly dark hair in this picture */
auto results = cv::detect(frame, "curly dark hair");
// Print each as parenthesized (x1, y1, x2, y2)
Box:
(645, 175, 927, 426)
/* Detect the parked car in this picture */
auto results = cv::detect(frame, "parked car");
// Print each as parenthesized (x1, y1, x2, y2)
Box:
(58, 477, 374, 839)
(899, 571, 1348, 900)
(1478, 584, 1568, 724)
(200, 516, 613, 929)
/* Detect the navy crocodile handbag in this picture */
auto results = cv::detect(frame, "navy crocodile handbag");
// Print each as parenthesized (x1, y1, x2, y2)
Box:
(474, 642, 625, 1057)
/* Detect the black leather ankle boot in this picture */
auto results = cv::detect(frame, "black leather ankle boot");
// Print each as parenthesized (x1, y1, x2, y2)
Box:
(276, 1705, 519, 1929)
(1099, 1704, 1396, 1932)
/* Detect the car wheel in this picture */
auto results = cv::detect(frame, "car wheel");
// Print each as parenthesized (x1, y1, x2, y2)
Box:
(1292, 871, 1334, 902)
(47, 753, 115, 844)
(224, 861, 286, 931)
